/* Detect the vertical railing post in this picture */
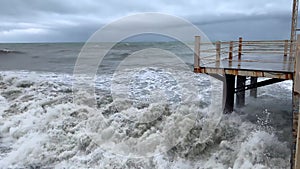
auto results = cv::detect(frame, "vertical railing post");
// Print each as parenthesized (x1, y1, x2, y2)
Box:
(238, 37, 243, 61)
(194, 36, 201, 69)
(228, 41, 233, 67)
(229, 41, 233, 61)
(216, 41, 221, 61)
(284, 40, 289, 57)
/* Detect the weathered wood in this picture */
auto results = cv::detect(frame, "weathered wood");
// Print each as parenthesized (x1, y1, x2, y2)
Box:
(242, 51, 285, 54)
(195, 67, 293, 80)
(290, 0, 298, 59)
(293, 34, 300, 169)
(216, 41, 221, 67)
(228, 41, 233, 67)
(238, 37, 243, 60)
(295, 36, 300, 93)
(216, 41, 221, 61)
(194, 36, 200, 68)
(293, 92, 300, 169)
(243, 47, 285, 50)
(224, 74, 235, 113)
(236, 76, 246, 107)
(238, 40, 288, 43)
(229, 41, 233, 60)
(250, 77, 258, 98)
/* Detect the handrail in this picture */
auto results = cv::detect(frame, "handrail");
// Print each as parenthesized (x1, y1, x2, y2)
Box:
(194, 36, 296, 67)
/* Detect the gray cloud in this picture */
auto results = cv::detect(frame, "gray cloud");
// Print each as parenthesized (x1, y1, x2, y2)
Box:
(0, 0, 295, 42)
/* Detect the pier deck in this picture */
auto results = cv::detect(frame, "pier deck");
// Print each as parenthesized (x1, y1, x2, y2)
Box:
(194, 53, 294, 79)
(193, 36, 300, 169)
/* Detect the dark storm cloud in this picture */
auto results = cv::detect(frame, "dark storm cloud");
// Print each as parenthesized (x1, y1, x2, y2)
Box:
(0, 0, 295, 42)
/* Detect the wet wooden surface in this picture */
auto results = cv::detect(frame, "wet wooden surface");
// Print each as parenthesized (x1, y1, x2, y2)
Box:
(200, 54, 294, 73)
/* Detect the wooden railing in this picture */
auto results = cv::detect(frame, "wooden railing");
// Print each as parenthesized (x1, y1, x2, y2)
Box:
(194, 36, 296, 68)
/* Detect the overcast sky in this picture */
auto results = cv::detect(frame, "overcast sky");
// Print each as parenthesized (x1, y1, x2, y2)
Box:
(0, 0, 296, 42)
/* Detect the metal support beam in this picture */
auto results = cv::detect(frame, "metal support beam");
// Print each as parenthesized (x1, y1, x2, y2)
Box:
(235, 78, 285, 93)
(209, 73, 225, 82)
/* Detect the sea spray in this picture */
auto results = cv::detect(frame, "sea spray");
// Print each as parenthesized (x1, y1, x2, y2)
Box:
(0, 71, 291, 169)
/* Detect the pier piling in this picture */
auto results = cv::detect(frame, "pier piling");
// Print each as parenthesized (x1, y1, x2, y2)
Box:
(224, 74, 235, 113)
(293, 34, 300, 169)
(236, 76, 246, 107)
(250, 77, 258, 98)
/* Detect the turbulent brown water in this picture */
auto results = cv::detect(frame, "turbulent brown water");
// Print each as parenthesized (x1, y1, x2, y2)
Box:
(0, 42, 294, 169)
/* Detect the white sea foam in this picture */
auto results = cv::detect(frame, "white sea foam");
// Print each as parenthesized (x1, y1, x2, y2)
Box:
(0, 70, 291, 169)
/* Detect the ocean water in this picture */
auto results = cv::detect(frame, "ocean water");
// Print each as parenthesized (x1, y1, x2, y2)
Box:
(0, 42, 293, 169)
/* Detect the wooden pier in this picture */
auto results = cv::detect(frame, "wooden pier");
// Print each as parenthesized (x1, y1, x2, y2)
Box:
(193, 35, 300, 168)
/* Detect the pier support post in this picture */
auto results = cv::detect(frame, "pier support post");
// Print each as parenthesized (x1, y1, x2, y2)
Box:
(250, 77, 258, 98)
(236, 76, 246, 107)
(293, 92, 300, 169)
(293, 34, 300, 169)
(224, 74, 235, 113)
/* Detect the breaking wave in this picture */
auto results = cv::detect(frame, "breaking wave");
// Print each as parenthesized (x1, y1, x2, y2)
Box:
(0, 70, 291, 169)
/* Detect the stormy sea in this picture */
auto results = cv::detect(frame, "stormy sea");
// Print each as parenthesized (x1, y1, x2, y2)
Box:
(0, 42, 293, 169)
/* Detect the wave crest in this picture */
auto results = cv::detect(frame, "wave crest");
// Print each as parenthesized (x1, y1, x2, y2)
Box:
(0, 49, 23, 54)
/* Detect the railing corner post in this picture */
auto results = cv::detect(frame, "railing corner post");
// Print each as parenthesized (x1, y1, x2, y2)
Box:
(194, 36, 201, 70)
